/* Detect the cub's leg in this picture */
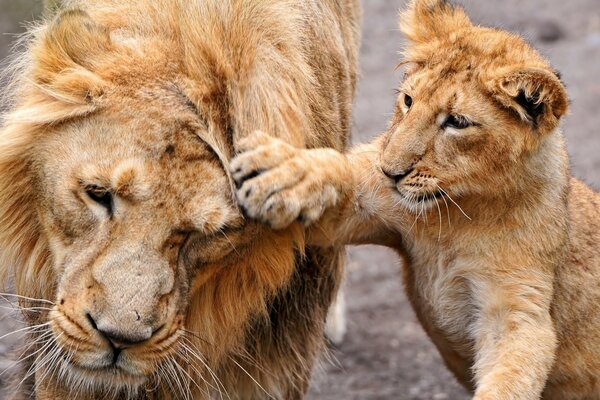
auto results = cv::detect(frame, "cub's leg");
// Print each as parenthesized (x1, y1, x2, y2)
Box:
(470, 269, 557, 400)
(231, 131, 401, 247)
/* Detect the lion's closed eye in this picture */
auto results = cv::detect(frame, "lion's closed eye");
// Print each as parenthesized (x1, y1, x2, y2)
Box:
(83, 184, 113, 215)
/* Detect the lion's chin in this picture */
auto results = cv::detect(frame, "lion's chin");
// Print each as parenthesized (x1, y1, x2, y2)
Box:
(63, 362, 151, 393)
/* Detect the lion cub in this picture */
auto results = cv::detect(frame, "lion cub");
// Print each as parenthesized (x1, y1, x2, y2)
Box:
(230, 0, 600, 399)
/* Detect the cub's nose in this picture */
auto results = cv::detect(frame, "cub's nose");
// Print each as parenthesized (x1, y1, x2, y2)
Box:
(87, 313, 153, 348)
(381, 165, 414, 183)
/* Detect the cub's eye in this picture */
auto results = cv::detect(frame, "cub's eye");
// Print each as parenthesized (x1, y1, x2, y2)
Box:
(85, 185, 113, 215)
(443, 115, 471, 130)
(404, 94, 413, 109)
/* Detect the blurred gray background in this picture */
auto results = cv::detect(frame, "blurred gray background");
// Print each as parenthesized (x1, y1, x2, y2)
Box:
(0, 1, 599, 399)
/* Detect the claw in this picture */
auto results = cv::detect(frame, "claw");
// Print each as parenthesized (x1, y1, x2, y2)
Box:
(233, 168, 264, 189)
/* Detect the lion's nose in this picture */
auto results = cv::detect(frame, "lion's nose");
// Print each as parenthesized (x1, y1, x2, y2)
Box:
(87, 313, 153, 347)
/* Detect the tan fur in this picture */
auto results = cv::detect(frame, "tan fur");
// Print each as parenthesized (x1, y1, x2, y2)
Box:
(232, 1, 600, 399)
(0, 1, 360, 399)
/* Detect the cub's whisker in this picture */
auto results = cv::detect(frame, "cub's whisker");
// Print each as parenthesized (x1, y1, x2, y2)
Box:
(437, 184, 452, 228)
(437, 185, 471, 221)
(433, 192, 443, 241)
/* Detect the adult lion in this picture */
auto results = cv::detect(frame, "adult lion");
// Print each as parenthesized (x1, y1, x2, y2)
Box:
(0, 1, 360, 399)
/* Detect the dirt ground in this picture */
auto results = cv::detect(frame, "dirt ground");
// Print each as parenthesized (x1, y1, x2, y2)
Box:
(0, 1, 599, 399)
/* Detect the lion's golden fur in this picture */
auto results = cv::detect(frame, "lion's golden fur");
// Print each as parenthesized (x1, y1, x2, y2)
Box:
(0, 1, 360, 399)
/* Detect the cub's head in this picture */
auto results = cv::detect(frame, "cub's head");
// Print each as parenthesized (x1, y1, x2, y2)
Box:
(381, 0, 569, 212)
(0, 10, 299, 395)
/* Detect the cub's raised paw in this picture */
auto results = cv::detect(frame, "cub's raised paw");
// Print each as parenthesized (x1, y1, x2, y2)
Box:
(230, 131, 351, 230)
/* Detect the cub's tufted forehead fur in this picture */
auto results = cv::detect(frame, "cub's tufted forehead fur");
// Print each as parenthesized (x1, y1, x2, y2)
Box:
(0, 0, 360, 398)
(398, 0, 568, 126)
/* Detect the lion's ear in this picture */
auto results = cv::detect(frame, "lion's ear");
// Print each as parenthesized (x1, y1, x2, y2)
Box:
(30, 9, 112, 106)
(486, 67, 569, 134)
(399, 0, 471, 44)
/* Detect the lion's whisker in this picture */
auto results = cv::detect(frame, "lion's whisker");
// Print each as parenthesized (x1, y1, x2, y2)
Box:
(0, 330, 53, 379)
(57, 341, 77, 383)
(0, 304, 53, 313)
(232, 346, 274, 380)
(173, 349, 206, 399)
(0, 321, 51, 341)
(10, 330, 53, 364)
(157, 362, 177, 399)
(0, 293, 55, 305)
(179, 336, 229, 400)
(218, 228, 241, 257)
(170, 361, 192, 400)
(37, 340, 63, 389)
(171, 358, 193, 400)
(163, 359, 183, 400)
(178, 344, 218, 393)
(228, 356, 275, 400)
(148, 362, 162, 394)
(177, 346, 214, 395)
(164, 359, 183, 400)
(180, 329, 229, 398)
(405, 193, 422, 233)
(15, 332, 59, 392)
(31, 333, 63, 387)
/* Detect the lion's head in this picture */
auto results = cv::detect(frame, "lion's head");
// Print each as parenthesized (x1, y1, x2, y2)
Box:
(0, 8, 304, 396)
(380, 0, 569, 212)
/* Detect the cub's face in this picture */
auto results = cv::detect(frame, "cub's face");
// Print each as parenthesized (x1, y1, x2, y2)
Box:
(381, 66, 526, 212)
(380, 4, 568, 213)
(32, 93, 243, 388)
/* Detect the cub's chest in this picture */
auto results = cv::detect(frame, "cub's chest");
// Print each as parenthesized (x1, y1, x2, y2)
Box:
(409, 249, 479, 347)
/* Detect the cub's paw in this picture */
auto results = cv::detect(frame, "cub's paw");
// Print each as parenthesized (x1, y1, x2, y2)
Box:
(230, 131, 350, 230)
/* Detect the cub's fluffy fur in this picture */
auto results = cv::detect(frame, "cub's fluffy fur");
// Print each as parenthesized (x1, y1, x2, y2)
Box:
(233, 1, 600, 399)
(0, 0, 360, 399)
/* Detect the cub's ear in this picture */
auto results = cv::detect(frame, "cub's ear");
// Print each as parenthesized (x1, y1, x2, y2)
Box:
(486, 67, 569, 134)
(399, 0, 471, 44)
(30, 9, 113, 105)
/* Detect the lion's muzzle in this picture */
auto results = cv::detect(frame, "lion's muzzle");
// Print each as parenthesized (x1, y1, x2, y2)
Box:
(88, 244, 175, 345)
(48, 240, 185, 383)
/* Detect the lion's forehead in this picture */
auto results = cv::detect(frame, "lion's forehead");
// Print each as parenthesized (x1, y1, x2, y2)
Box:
(35, 108, 237, 235)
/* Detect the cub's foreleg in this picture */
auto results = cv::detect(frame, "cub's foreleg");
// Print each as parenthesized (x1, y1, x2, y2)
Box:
(231, 131, 404, 247)
(470, 269, 556, 400)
